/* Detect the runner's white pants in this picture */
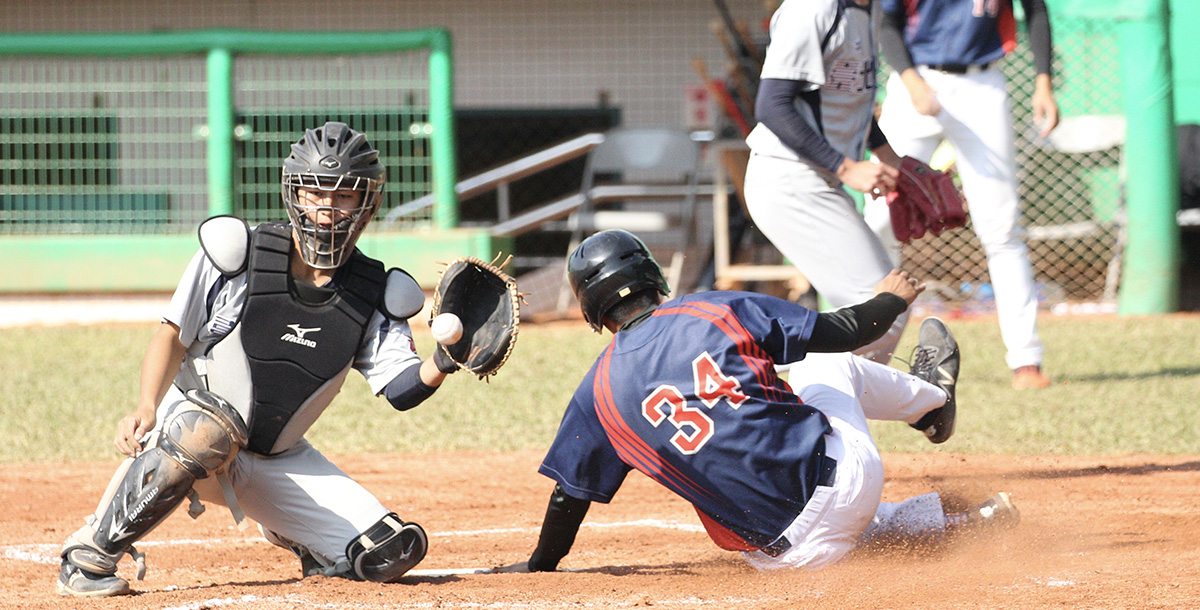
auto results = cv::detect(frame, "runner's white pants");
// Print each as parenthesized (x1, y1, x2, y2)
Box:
(865, 67, 1044, 370)
(744, 353, 949, 570)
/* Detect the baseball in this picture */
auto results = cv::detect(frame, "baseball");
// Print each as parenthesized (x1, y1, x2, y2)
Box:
(431, 313, 464, 345)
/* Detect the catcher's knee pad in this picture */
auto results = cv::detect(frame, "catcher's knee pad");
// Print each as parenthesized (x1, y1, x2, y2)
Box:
(345, 513, 428, 583)
(159, 389, 249, 479)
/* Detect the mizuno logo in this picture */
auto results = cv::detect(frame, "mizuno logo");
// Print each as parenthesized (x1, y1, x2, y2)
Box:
(286, 324, 320, 339)
(281, 324, 320, 348)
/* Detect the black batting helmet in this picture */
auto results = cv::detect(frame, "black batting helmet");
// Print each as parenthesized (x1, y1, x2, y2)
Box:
(567, 230, 670, 332)
(281, 121, 386, 269)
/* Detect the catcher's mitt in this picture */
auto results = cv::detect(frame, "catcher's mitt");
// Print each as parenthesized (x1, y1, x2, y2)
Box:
(430, 255, 521, 378)
(887, 156, 968, 243)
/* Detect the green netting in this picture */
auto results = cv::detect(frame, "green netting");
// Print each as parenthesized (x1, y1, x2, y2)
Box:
(233, 53, 433, 229)
(891, 15, 1125, 304)
(0, 48, 436, 235)
(0, 58, 206, 234)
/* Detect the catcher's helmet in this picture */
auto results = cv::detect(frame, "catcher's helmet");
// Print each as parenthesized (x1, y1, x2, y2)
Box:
(282, 121, 386, 269)
(567, 230, 670, 332)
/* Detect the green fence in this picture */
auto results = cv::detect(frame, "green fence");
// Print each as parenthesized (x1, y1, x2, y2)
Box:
(0, 29, 494, 291)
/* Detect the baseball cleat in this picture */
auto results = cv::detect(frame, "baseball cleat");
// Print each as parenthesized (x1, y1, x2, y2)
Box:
(908, 317, 960, 444)
(966, 492, 1021, 529)
(56, 559, 130, 598)
(1012, 365, 1051, 390)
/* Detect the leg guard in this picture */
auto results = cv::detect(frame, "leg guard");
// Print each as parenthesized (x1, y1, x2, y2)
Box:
(345, 513, 428, 582)
(62, 389, 247, 575)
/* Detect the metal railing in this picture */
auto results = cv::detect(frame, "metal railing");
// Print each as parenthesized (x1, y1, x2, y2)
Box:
(382, 132, 605, 226)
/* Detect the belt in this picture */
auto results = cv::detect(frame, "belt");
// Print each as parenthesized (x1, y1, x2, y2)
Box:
(919, 62, 992, 75)
(759, 454, 838, 558)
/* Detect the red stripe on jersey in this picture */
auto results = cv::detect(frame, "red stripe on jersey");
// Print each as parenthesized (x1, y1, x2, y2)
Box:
(999, 0, 1017, 54)
(591, 344, 720, 506)
(904, 0, 921, 31)
(657, 303, 780, 403)
(655, 304, 771, 390)
(592, 344, 662, 476)
(656, 302, 792, 405)
(695, 506, 760, 551)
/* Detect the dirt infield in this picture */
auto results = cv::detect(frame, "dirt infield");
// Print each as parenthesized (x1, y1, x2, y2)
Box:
(5, 451, 1199, 609)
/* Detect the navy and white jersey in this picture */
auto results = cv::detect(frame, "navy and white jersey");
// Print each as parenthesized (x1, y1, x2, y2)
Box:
(881, 0, 1017, 67)
(747, 0, 877, 166)
(539, 291, 832, 549)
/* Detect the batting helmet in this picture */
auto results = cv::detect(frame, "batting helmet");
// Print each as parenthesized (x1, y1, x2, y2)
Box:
(282, 121, 386, 269)
(567, 230, 670, 332)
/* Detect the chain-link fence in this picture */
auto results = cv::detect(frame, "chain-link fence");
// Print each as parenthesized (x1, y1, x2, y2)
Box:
(233, 54, 433, 229)
(0, 58, 208, 234)
(0, 4, 1145, 304)
(896, 14, 1124, 305)
(0, 49, 435, 235)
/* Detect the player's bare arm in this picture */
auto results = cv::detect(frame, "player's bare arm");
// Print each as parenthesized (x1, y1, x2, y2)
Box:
(114, 321, 186, 456)
(899, 69, 942, 116)
(877, 4, 940, 117)
(1032, 74, 1059, 136)
(870, 142, 903, 172)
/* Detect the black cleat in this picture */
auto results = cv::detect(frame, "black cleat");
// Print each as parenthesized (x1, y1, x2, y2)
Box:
(56, 559, 130, 598)
(908, 317, 960, 444)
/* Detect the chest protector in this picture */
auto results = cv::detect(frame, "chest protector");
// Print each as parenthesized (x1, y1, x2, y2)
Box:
(208, 223, 385, 455)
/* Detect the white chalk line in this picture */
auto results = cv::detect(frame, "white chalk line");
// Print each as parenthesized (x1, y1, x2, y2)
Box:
(9, 519, 784, 610)
(2, 519, 705, 568)
(152, 593, 788, 610)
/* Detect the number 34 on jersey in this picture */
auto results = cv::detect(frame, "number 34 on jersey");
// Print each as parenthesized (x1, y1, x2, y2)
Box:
(641, 352, 748, 455)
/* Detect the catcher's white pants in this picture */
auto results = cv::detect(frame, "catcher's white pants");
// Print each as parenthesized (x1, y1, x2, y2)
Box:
(144, 386, 392, 568)
(744, 353, 949, 570)
(866, 67, 1044, 370)
(744, 154, 906, 364)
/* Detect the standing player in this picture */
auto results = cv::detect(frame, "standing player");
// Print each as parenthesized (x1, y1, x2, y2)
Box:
(56, 122, 459, 597)
(742, 0, 907, 364)
(866, 0, 1058, 390)
(503, 230, 1017, 572)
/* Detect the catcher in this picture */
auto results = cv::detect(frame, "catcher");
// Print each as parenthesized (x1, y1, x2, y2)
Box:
(56, 122, 517, 597)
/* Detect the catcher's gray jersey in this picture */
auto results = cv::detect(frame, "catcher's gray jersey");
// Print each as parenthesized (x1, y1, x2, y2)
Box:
(167, 247, 421, 452)
(746, 0, 877, 170)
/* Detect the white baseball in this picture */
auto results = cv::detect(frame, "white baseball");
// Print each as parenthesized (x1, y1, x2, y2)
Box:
(431, 313, 464, 345)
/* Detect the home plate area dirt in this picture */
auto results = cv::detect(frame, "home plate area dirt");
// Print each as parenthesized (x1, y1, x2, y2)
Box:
(4, 451, 1199, 609)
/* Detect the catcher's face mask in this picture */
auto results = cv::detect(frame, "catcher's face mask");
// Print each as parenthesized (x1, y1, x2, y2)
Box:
(280, 121, 387, 269)
(283, 175, 381, 269)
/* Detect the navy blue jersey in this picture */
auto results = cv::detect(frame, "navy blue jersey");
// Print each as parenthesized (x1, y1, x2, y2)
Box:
(881, 0, 1017, 67)
(539, 291, 832, 550)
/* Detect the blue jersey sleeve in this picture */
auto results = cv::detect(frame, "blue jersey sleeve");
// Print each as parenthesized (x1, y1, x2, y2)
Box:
(539, 362, 632, 503)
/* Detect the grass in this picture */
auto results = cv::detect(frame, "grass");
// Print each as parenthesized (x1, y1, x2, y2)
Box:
(1, 313, 1198, 463)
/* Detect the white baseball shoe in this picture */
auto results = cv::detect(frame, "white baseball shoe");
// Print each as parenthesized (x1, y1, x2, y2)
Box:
(966, 492, 1021, 529)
